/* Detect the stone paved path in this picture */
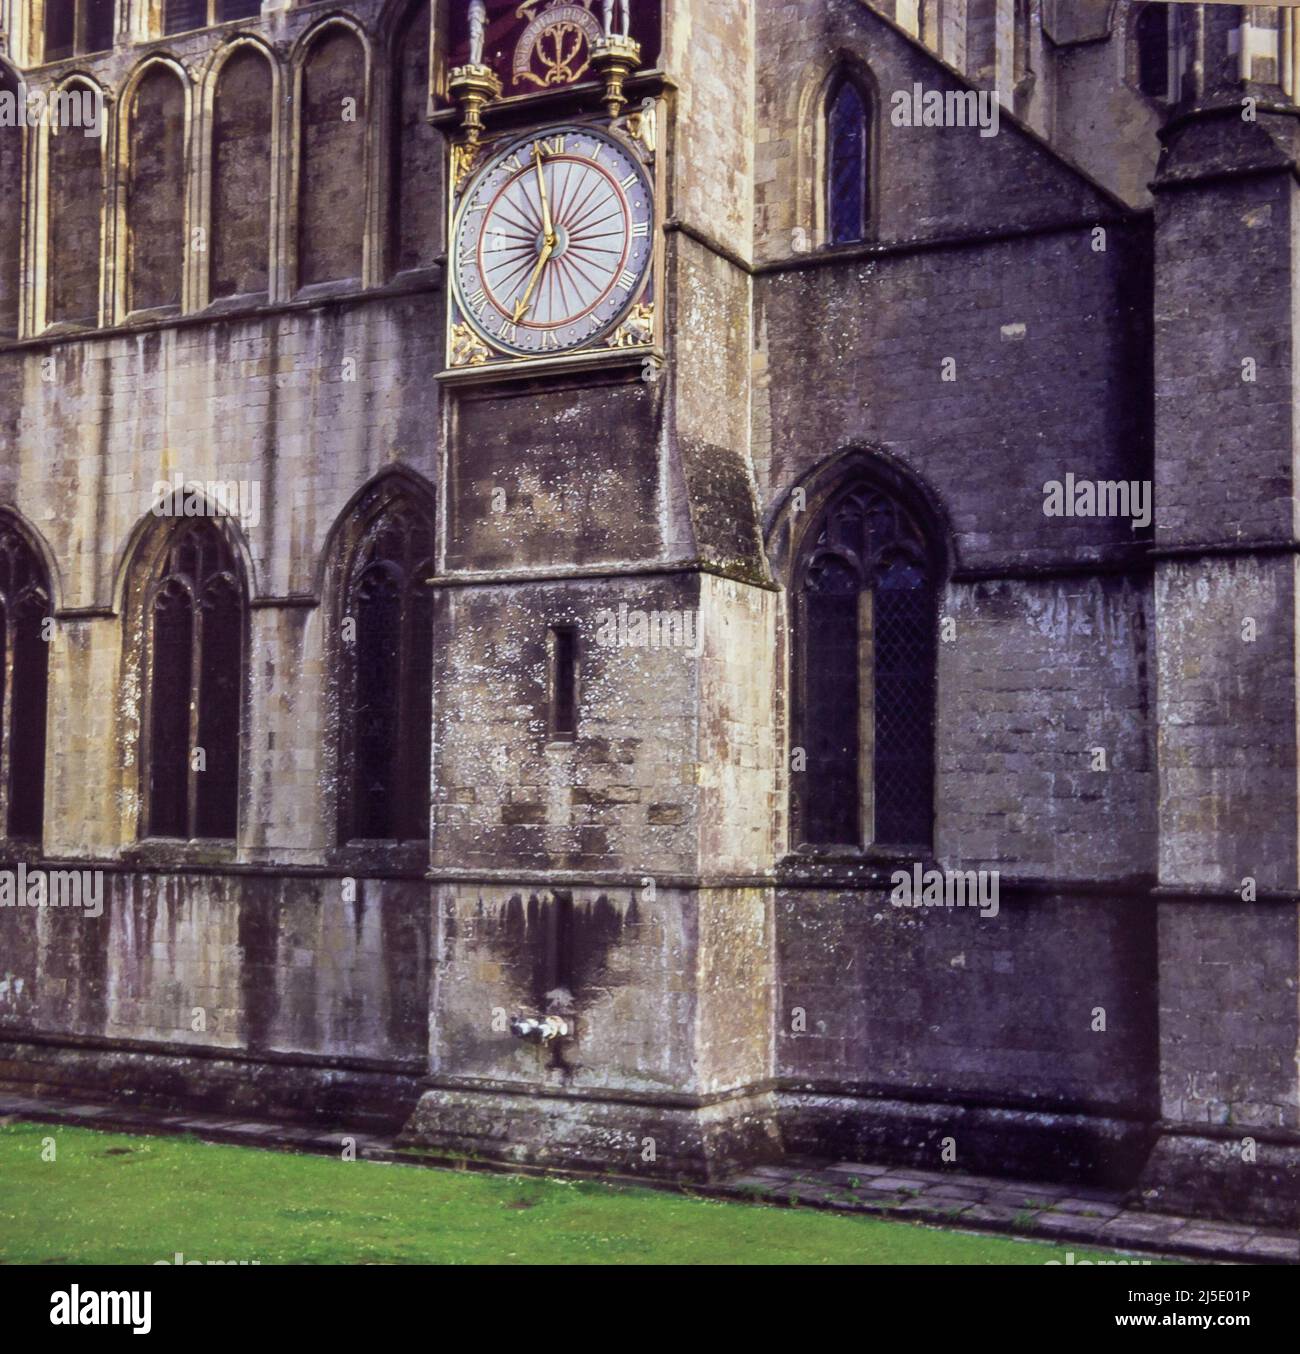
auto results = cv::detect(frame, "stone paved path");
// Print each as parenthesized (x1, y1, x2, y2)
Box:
(1, 1090, 1295, 1264)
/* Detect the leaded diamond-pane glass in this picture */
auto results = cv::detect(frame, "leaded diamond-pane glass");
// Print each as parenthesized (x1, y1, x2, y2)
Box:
(797, 484, 935, 850)
(146, 521, 243, 840)
(0, 525, 52, 841)
(341, 498, 435, 843)
(828, 81, 868, 245)
(874, 561, 935, 847)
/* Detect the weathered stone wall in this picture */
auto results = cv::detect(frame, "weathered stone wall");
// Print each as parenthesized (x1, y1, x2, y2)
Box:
(428, 882, 770, 1096)
(755, 228, 1151, 563)
(1050, 1, 1166, 207)
(429, 570, 777, 878)
(0, 869, 431, 1126)
(0, 0, 1296, 1221)
(1133, 64, 1300, 1222)
(430, 577, 700, 876)
(445, 374, 668, 572)
(751, 0, 1165, 1188)
(776, 881, 1158, 1180)
(298, 29, 369, 289)
(1155, 899, 1299, 1133)
(1154, 163, 1297, 546)
(0, 291, 440, 860)
(1155, 556, 1298, 889)
(938, 575, 1154, 876)
(47, 113, 104, 326)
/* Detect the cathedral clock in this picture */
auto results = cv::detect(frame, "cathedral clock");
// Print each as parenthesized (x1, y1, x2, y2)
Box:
(446, 120, 659, 373)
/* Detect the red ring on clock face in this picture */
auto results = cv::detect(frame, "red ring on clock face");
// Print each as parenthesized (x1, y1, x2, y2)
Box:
(477, 154, 634, 329)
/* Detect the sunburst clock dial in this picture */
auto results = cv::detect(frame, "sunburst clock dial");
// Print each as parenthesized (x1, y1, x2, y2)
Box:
(451, 124, 654, 359)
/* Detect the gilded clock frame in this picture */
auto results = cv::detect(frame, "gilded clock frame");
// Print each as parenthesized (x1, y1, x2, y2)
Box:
(440, 104, 665, 385)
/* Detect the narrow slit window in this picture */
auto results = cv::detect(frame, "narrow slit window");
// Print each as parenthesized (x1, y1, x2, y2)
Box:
(550, 626, 578, 740)
(1136, 4, 1171, 99)
(0, 66, 22, 338)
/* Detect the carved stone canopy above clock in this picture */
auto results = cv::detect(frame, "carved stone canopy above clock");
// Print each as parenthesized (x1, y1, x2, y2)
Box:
(440, 0, 662, 105)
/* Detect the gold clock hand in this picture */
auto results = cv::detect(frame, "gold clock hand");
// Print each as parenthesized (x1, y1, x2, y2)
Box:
(534, 144, 555, 243)
(513, 236, 555, 323)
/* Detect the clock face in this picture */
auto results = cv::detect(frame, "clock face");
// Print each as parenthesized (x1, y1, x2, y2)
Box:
(451, 124, 655, 359)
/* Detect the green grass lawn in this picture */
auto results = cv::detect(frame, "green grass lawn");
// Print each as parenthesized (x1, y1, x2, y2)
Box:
(0, 1119, 1163, 1266)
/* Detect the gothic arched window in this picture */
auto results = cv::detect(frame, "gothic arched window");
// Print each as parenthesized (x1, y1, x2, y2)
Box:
(337, 490, 434, 843)
(143, 520, 244, 840)
(48, 80, 102, 326)
(0, 523, 51, 840)
(299, 27, 367, 288)
(125, 66, 186, 313)
(391, 0, 439, 276)
(211, 47, 273, 300)
(793, 481, 937, 850)
(826, 75, 870, 246)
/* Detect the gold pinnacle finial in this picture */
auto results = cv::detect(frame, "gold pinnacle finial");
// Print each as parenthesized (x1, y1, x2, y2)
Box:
(590, 34, 642, 119)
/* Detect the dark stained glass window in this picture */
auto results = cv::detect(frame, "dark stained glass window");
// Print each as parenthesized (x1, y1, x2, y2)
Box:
(45, 0, 115, 60)
(44, 0, 78, 61)
(801, 570, 859, 846)
(84, 0, 115, 53)
(827, 78, 869, 246)
(194, 573, 242, 837)
(163, 0, 206, 34)
(795, 483, 936, 850)
(873, 557, 935, 846)
(145, 521, 244, 840)
(164, 0, 258, 32)
(0, 524, 51, 840)
(339, 493, 435, 843)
